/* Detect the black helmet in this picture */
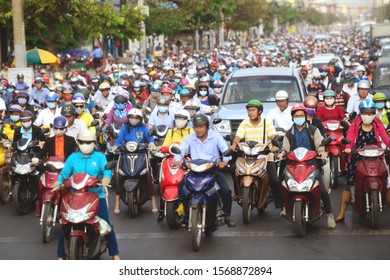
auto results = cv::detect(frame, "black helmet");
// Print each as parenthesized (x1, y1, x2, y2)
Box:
(17, 91, 29, 99)
(114, 94, 127, 104)
(20, 110, 34, 121)
(344, 72, 355, 82)
(192, 113, 209, 128)
(17, 72, 24, 79)
(61, 104, 76, 117)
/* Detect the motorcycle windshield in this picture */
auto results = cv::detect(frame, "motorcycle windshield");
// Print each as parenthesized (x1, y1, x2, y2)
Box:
(17, 138, 31, 151)
(12, 153, 31, 165)
(186, 173, 216, 192)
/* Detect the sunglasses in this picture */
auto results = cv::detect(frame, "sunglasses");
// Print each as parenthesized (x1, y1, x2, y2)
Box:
(54, 127, 66, 131)
(74, 105, 84, 108)
(78, 140, 94, 145)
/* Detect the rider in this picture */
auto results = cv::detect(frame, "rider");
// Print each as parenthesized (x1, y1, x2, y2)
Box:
(60, 104, 87, 140)
(15, 73, 29, 91)
(0, 104, 22, 140)
(372, 92, 390, 131)
(148, 96, 175, 129)
(29, 77, 50, 107)
(173, 113, 235, 227)
(303, 96, 326, 136)
(72, 94, 96, 133)
(102, 94, 132, 131)
(316, 90, 348, 122)
(53, 130, 121, 260)
(266, 90, 293, 131)
(34, 92, 61, 127)
(346, 80, 373, 115)
(143, 84, 161, 113)
(280, 104, 336, 228)
(230, 99, 284, 211)
(336, 100, 390, 222)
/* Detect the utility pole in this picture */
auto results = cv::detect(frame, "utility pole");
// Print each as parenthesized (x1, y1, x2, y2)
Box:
(12, 0, 27, 68)
(138, 0, 146, 63)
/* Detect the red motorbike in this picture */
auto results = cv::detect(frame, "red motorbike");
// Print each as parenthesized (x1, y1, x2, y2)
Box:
(322, 120, 349, 189)
(159, 143, 187, 230)
(38, 157, 64, 243)
(58, 172, 111, 260)
(281, 142, 328, 237)
(353, 145, 388, 229)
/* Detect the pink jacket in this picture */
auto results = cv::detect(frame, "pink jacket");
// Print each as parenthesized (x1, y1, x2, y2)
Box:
(346, 116, 390, 151)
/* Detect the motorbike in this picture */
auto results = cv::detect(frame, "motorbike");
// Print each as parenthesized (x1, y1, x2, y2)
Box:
(0, 134, 13, 203)
(279, 138, 330, 237)
(10, 138, 41, 215)
(158, 143, 187, 230)
(111, 141, 151, 218)
(56, 172, 112, 260)
(322, 120, 350, 189)
(100, 122, 123, 159)
(39, 157, 64, 243)
(149, 125, 169, 183)
(353, 144, 388, 229)
(228, 141, 272, 224)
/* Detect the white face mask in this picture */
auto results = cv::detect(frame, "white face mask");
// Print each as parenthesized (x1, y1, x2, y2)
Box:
(129, 118, 141, 126)
(361, 114, 375, 124)
(79, 143, 95, 155)
(22, 121, 32, 129)
(324, 99, 335, 106)
(75, 107, 84, 115)
(54, 128, 66, 137)
(175, 119, 187, 129)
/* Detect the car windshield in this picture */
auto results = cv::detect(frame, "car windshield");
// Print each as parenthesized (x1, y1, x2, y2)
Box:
(222, 76, 302, 105)
(373, 65, 390, 88)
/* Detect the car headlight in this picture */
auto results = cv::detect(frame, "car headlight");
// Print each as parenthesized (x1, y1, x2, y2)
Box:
(212, 120, 231, 133)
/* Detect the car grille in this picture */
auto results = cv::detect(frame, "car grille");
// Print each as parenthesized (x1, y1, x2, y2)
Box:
(230, 119, 243, 135)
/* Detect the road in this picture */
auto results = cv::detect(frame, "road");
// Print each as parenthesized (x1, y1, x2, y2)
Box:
(1, 173, 390, 260)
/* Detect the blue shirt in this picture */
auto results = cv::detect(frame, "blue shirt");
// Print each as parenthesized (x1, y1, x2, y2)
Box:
(149, 111, 174, 128)
(93, 48, 104, 58)
(294, 126, 315, 164)
(115, 124, 154, 146)
(57, 151, 111, 198)
(174, 130, 230, 162)
(20, 126, 32, 140)
(29, 87, 50, 105)
(15, 81, 29, 90)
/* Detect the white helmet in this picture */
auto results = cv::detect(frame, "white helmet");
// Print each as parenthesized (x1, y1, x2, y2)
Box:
(77, 130, 96, 155)
(357, 80, 371, 89)
(356, 65, 366, 72)
(77, 130, 96, 141)
(127, 108, 143, 118)
(218, 65, 227, 71)
(174, 109, 190, 120)
(275, 90, 289, 100)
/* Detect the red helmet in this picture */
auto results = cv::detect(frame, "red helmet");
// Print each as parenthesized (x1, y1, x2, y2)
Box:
(161, 87, 172, 94)
(119, 79, 130, 87)
(319, 65, 329, 72)
(291, 104, 307, 116)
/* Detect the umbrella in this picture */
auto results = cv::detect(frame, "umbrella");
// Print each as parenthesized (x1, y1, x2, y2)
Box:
(26, 47, 59, 64)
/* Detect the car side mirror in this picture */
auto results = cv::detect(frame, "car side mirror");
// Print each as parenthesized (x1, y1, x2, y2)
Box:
(341, 138, 351, 145)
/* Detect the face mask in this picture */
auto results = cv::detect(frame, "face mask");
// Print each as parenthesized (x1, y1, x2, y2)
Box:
(79, 143, 95, 155)
(293, 117, 305, 126)
(306, 108, 316, 116)
(54, 80, 60, 85)
(133, 87, 140, 92)
(158, 106, 168, 113)
(313, 80, 320, 85)
(54, 128, 66, 137)
(214, 88, 222, 93)
(151, 91, 160, 98)
(75, 107, 84, 115)
(7, 88, 14, 94)
(199, 90, 207, 96)
(114, 103, 126, 110)
(10, 115, 20, 122)
(47, 102, 56, 109)
(175, 119, 187, 129)
(361, 114, 375, 124)
(114, 72, 119, 78)
(22, 121, 32, 129)
(174, 79, 180, 83)
(18, 98, 27, 105)
(64, 95, 73, 101)
(325, 99, 335, 106)
(188, 74, 194, 79)
(129, 118, 141, 126)
(376, 102, 385, 109)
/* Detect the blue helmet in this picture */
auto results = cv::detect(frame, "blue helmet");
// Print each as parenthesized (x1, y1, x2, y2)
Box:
(179, 88, 190, 96)
(72, 93, 86, 104)
(359, 99, 375, 113)
(150, 84, 161, 91)
(53, 116, 67, 129)
(45, 92, 59, 102)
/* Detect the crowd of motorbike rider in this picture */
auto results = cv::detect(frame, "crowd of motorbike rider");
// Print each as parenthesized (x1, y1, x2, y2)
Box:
(0, 26, 389, 258)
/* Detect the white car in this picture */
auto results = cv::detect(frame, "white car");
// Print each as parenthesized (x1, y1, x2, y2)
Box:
(310, 53, 344, 71)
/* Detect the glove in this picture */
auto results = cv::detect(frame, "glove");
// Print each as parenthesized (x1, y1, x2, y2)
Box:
(101, 176, 110, 187)
(148, 142, 157, 151)
(32, 157, 39, 165)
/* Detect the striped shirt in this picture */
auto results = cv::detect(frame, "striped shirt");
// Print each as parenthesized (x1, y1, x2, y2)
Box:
(236, 118, 276, 143)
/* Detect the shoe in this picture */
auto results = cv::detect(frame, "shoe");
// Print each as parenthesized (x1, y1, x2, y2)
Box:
(157, 211, 164, 222)
(280, 207, 286, 217)
(152, 208, 158, 214)
(326, 213, 336, 229)
(335, 216, 345, 223)
(224, 215, 236, 227)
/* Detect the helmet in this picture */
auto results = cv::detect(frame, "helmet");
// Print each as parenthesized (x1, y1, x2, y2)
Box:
(174, 109, 190, 120)
(179, 88, 190, 96)
(344, 72, 355, 82)
(357, 80, 371, 89)
(133, 80, 141, 88)
(61, 104, 76, 117)
(180, 79, 189, 86)
(92, 76, 100, 84)
(168, 82, 178, 90)
(77, 130, 96, 141)
(45, 92, 59, 102)
(246, 99, 263, 112)
(332, 77, 344, 86)
(328, 58, 338, 65)
(323, 89, 336, 97)
(199, 75, 210, 83)
(303, 96, 318, 108)
(291, 104, 307, 116)
(53, 116, 67, 129)
(218, 65, 226, 71)
(192, 113, 210, 128)
(114, 94, 127, 104)
(356, 65, 366, 72)
(344, 61, 352, 67)
(34, 77, 44, 84)
(20, 110, 34, 121)
(9, 104, 23, 112)
(127, 108, 143, 118)
(312, 72, 321, 80)
(157, 96, 170, 106)
(17, 91, 29, 99)
(70, 76, 79, 83)
(372, 92, 387, 102)
(150, 84, 161, 91)
(161, 87, 172, 94)
(72, 94, 86, 104)
(359, 100, 376, 113)
(17, 73, 24, 79)
(368, 61, 376, 68)
(80, 67, 87, 72)
(213, 80, 224, 88)
(319, 65, 329, 73)
(275, 90, 289, 100)
(98, 82, 110, 90)
(119, 79, 130, 87)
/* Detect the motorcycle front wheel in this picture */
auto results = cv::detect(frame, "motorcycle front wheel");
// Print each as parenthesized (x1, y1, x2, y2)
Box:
(330, 155, 339, 189)
(294, 200, 307, 238)
(370, 190, 379, 230)
(0, 172, 12, 203)
(166, 200, 181, 230)
(41, 201, 55, 243)
(13, 181, 33, 215)
(127, 188, 140, 218)
(69, 235, 84, 260)
(191, 206, 203, 252)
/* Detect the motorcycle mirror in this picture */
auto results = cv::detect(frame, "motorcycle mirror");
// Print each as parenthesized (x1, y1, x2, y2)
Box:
(349, 111, 357, 121)
(105, 161, 117, 170)
(341, 138, 351, 144)
(41, 128, 50, 135)
(89, 120, 99, 127)
(148, 127, 156, 136)
(135, 103, 143, 110)
(28, 139, 38, 147)
(271, 138, 281, 148)
(208, 94, 219, 106)
(1, 133, 8, 140)
(321, 137, 331, 146)
(212, 118, 222, 125)
(223, 149, 233, 157)
(224, 134, 233, 142)
(170, 146, 181, 155)
(93, 113, 100, 119)
(45, 164, 58, 172)
(340, 120, 350, 129)
(109, 130, 117, 138)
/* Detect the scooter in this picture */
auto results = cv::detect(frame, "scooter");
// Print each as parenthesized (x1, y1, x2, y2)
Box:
(0, 134, 13, 203)
(149, 125, 169, 183)
(353, 144, 388, 229)
(39, 157, 64, 243)
(56, 172, 112, 260)
(111, 141, 150, 218)
(10, 138, 40, 215)
(158, 143, 187, 230)
(279, 138, 330, 237)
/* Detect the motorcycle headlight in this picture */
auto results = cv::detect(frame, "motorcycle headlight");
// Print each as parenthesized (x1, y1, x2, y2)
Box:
(14, 163, 32, 175)
(238, 165, 246, 174)
(251, 166, 260, 174)
(126, 142, 138, 152)
(286, 170, 318, 192)
(212, 120, 231, 133)
(188, 162, 212, 172)
(62, 203, 94, 223)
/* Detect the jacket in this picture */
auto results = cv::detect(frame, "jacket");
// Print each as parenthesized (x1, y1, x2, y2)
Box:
(13, 124, 46, 144)
(40, 135, 78, 160)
